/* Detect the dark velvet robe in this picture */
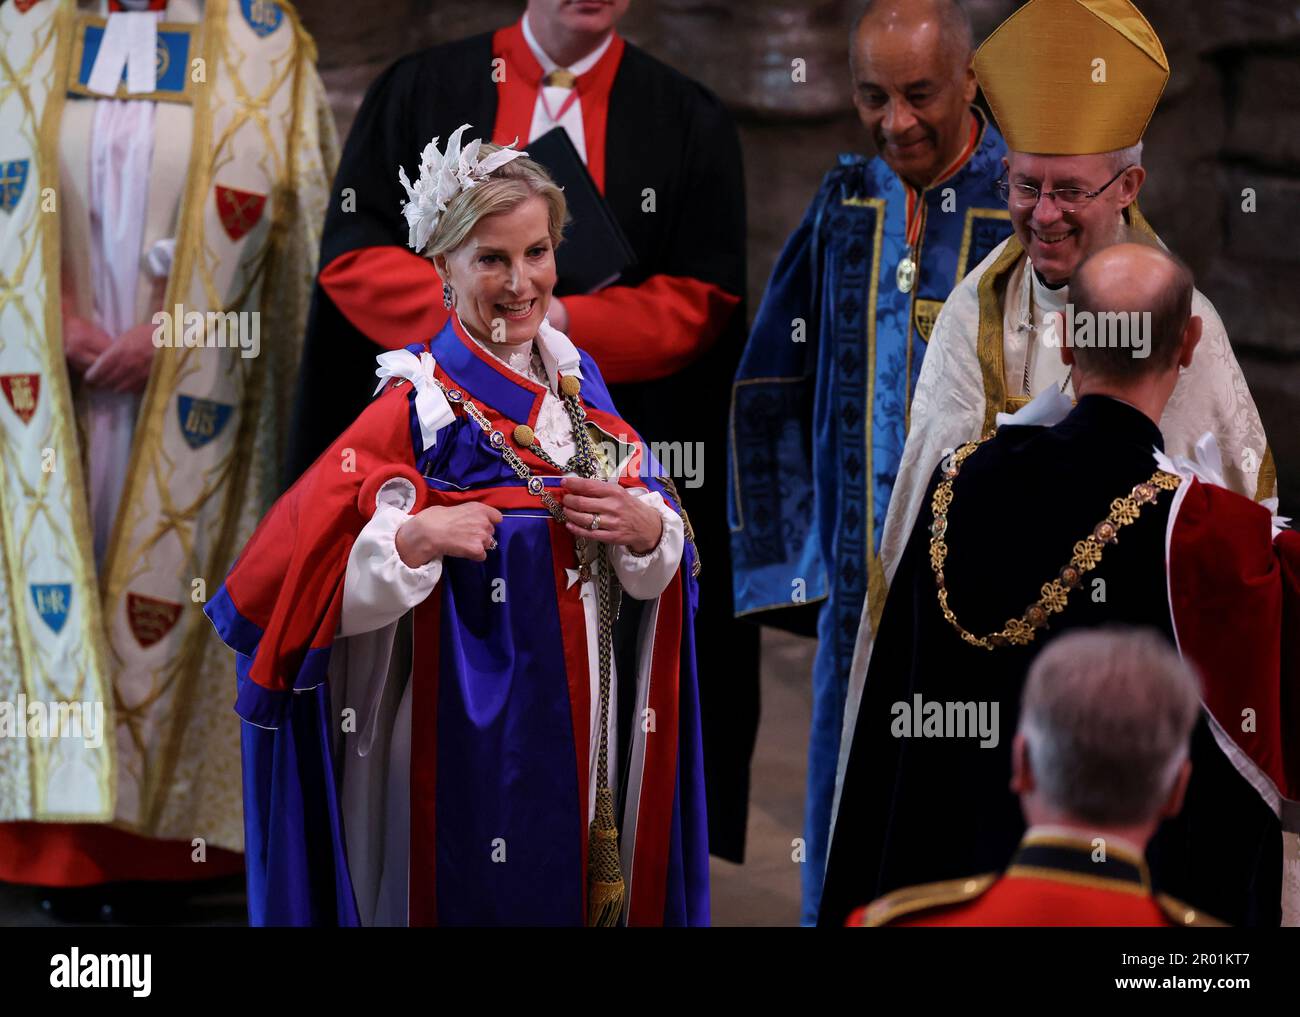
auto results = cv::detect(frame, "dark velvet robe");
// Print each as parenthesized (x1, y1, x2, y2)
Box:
(820, 396, 1283, 927)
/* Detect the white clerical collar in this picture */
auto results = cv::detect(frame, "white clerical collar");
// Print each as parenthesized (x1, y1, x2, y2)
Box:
(1028, 262, 1070, 315)
(521, 12, 614, 77)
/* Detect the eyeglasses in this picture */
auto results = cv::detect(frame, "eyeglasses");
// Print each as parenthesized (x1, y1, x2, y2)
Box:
(996, 166, 1134, 213)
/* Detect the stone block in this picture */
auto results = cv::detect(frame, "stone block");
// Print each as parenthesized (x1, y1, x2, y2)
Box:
(1225, 54, 1300, 170)
(1201, 255, 1300, 358)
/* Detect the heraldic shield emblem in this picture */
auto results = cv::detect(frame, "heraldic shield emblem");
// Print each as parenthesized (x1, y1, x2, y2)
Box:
(1, 159, 30, 213)
(1, 373, 40, 425)
(214, 184, 268, 241)
(30, 583, 72, 635)
(177, 394, 234, 450)
(127, 592, 183, 649)
(914, 299, 945, 343)
(240, 0, 283, 37)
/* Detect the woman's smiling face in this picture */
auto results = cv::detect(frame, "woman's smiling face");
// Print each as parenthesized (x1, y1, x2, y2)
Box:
(436, 195, 558, 344)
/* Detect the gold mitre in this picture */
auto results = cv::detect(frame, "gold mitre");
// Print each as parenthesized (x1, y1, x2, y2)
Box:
(974, 0, 1169, 155)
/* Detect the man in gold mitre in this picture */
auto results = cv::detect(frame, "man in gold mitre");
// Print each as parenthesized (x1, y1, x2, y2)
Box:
(833, 0, 1279, 860)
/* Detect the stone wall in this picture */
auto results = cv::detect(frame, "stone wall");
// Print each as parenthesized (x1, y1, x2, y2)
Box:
(298, 0, 1300, 506)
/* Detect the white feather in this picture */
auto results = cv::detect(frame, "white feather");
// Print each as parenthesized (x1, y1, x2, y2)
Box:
(395, 126, 534, 254)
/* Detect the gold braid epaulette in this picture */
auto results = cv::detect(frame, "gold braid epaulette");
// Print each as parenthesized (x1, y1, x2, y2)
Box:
(928, 437, 1182, 651)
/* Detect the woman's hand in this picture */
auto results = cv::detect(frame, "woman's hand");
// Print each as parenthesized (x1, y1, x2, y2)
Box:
(396, 502, 503, 567)
(560, 476, 662, 554)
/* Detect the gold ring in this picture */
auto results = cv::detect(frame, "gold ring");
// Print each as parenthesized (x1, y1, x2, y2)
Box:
(589, 514, 600, 531)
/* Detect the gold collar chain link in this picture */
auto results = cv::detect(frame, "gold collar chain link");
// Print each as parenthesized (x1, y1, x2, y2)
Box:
(929, 437, 1181, 651)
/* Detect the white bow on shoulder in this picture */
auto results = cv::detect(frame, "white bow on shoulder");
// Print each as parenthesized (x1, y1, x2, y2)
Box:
(373, 349, 456, 450)
(1154, 432, 1290, 539)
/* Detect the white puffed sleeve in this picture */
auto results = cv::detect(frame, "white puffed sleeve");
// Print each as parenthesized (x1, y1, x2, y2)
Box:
(610, 489, 684, 600)
(339, 481, 442, 637)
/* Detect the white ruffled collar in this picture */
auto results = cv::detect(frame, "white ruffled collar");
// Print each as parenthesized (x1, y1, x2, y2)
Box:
(458, 314, 584, 397)
(372, 316, 586, 452)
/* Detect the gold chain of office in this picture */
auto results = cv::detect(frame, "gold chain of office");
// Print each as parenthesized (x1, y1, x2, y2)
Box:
(928, 437, 1182, 651)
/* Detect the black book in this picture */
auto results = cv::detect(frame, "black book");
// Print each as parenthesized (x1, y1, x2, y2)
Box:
(524, 127, 636, 295)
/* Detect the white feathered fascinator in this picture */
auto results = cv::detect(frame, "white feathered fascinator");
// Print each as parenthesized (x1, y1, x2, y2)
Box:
(397, 124, 530, 254)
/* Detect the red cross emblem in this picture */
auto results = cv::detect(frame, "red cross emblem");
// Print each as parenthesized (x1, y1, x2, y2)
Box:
(214, 184, 267, 241)
(1, 373, 40, 425)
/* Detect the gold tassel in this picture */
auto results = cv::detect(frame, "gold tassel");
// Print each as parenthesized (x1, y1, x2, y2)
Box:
(586, 787, 624, 927)
(658, 475, 702, 577)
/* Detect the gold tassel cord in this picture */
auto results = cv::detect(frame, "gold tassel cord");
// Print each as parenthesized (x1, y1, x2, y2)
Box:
(587, 786, 624, 927)
(563, 393, 626, 926)
(430, 376, 631, 923)
(658, 474, 701, 578)
(586, 559, 625, 924)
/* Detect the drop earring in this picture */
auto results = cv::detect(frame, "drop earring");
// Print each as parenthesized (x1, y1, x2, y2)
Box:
(443, 281, 454, 309)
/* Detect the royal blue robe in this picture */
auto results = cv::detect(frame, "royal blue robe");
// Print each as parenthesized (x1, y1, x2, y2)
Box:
(728, 112, 1013, 922)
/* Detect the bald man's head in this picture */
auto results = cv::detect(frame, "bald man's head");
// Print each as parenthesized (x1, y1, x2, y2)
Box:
(849, 0, 977, 188)
(851, 0, 974, 66)
(1068, 242, 1194, 381)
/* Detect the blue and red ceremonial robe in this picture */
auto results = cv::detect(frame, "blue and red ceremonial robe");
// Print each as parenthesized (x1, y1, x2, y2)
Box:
(204, 318, 708, 926)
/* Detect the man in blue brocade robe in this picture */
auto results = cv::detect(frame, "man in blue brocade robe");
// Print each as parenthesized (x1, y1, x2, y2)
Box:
(728, 0, 1014, 923)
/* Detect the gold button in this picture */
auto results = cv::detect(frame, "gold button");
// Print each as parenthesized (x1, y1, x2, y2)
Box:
(560, 376, 581, 397)
(513, 424, 535, 447)
(964, 880, 977, 893)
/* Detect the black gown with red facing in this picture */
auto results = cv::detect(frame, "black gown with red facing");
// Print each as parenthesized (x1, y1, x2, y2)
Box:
(820, 396, 1298, 927)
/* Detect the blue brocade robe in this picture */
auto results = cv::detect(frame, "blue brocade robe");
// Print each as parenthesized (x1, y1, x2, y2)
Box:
(728, 112, 1013, 922)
